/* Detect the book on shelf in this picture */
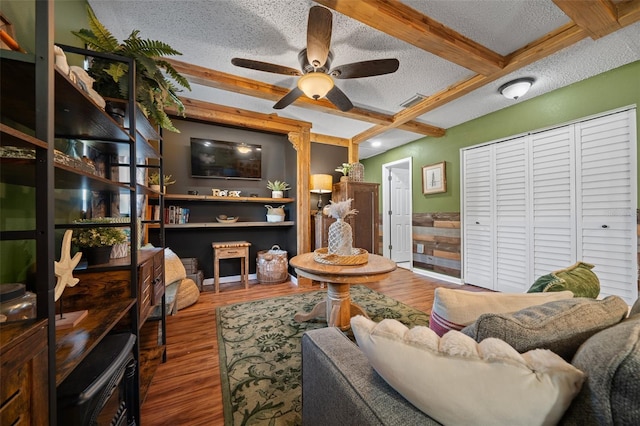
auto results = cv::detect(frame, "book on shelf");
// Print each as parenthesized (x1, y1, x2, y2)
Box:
(165, 206, 190, 224)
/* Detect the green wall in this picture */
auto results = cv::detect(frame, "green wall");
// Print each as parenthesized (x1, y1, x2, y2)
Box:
(0, 1, 88, 282)
(0, 0, 87, 53)
(362, 61, 640, 213)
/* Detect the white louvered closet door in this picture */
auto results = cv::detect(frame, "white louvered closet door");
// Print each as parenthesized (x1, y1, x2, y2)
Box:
(462, 146, 494, 289)
(495, 137, 530, 292)
(575, 110, 638, 304)
(530, 126, 577, 279)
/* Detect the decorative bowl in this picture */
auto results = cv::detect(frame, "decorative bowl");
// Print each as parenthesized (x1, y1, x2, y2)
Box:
(216, 216, 239, 223)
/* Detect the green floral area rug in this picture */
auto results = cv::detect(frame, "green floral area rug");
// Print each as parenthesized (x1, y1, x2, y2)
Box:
(216, 285, 429, 425)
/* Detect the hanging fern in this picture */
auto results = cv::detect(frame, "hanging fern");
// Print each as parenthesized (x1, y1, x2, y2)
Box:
(72, 5, 191, 132)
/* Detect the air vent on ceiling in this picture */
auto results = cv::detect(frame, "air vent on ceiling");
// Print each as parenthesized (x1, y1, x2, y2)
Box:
(399, 93, 426, 108)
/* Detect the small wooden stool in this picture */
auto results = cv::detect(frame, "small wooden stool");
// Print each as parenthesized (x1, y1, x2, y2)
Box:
(212, 241, 251, 293)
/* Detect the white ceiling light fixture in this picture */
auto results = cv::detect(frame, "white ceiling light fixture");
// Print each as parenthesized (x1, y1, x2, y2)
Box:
(498, 77, 535, 100)
(297, 72, 334, 100)
(371, 141, 382, 147)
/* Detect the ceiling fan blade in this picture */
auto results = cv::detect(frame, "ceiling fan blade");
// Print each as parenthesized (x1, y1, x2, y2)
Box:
(306, 6, 332, 69)
(273, 87, 304, 109)
(325, 86, 354, 112)
(330, 59, 400, 79)
(231, 58, 301, 76)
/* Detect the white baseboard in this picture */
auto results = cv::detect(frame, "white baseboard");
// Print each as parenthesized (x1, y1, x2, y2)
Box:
(203, 274, 258, 286)
(411, 267, 464, 285)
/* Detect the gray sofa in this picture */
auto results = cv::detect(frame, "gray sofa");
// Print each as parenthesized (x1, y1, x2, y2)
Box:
(302, 297, 640, 425)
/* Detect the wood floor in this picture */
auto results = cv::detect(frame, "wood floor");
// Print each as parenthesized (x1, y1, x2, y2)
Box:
(140, 268, 481, 425)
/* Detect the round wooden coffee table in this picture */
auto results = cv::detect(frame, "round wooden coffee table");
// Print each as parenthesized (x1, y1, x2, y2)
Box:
(290, 252, 396, 330)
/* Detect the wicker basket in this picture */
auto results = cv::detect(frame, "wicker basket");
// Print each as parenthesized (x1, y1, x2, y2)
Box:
(257, 245, 289, 284)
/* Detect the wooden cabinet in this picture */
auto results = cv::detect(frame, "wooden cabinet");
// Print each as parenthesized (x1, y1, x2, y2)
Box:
(0, 320, 49, 426)
(332, 181, 380, 254)
(138, 257, 154, 324)
(61, 249, 165, 400)
(140, 249, 165, 322)
(313, 213, 334, 250)
(151, 249, 165, 306)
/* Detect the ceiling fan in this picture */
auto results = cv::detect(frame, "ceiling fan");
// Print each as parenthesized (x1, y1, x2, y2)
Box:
(231, 6, 400, 112)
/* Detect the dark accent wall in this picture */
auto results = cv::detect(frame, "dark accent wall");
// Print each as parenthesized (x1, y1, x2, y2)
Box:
(157, 120, 349, 280)
(159, 118, 298, 279)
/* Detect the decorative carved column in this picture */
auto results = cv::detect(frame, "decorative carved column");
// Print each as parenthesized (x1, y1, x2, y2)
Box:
(288, 128, 311, 254)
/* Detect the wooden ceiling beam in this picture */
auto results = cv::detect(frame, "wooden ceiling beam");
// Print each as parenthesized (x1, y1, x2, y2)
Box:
(352, 23, 589, 144)
(165, 58, 444, 137)
(170, 98, 354, 149)
(553, 0, 620, 39)
(166, 97, 311, 134)
(615, 0, 640, 27)
(311, 133, 350, 147)
(315, 0, 505, 75)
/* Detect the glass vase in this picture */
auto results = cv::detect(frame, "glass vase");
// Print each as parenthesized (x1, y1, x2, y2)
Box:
(328, 218, 353, 255)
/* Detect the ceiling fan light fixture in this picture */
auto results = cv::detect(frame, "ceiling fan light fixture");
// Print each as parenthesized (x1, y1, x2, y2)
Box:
(298, 72, 334, 100)
(499, 77, 534, 100)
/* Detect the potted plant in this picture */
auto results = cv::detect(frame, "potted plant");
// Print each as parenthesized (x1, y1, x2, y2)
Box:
(148, 172, 176, 193)
(335, 163, 352, 181)
(72, 219, 127, 265)
(267, 180, 291, 198)
(72, 6, 191, 132)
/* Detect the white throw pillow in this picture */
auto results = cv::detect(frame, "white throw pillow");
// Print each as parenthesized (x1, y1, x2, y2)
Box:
(351, 316, 585, 426)
(164, 248, 187, 285)
(430, 288, 574, 336)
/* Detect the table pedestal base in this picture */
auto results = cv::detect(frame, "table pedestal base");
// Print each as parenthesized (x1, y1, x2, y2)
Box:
(294, 282, 369, 330)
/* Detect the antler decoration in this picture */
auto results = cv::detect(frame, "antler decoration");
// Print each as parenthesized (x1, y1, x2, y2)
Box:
(54, 230, 82, 301)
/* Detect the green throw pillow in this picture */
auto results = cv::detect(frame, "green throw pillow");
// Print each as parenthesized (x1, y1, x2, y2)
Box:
(527, 273, 566, 294)
(527, 262, 600, 298)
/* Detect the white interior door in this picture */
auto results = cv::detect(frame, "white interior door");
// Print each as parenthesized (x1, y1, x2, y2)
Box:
(382, 158, 412, 263)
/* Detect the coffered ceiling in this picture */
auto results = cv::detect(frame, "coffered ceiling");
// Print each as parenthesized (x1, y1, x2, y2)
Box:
(89, 0, 640, 158)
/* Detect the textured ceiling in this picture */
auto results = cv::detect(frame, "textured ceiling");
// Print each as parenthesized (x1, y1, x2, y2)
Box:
(88, 0, 640, 159)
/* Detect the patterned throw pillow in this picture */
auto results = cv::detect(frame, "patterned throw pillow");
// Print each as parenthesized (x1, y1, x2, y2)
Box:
(461, 296, 629, 361)
(527, 262, 600, 298)
(429, 288, 573, 337)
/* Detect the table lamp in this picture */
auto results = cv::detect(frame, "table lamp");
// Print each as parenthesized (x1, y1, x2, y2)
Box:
(310, 174, 333, 209)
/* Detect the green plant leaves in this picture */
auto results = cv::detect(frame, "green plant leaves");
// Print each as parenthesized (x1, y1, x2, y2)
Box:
(72, 5, 191, 132)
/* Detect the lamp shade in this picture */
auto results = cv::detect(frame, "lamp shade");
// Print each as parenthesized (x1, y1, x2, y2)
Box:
(310, 174, 333, 193)
(297, 73, 334, 100)
(498, 77, 534, 100)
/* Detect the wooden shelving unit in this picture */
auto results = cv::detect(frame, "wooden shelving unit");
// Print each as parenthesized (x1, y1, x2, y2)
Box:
(163, 194, 294, 203)
(156, 221, 295, 229)
(0, 34, 166, 424)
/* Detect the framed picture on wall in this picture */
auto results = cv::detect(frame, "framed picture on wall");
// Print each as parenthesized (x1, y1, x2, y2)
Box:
(422, 161, 447, 194)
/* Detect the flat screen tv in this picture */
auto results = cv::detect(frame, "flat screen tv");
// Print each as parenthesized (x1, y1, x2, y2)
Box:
(190, 138, 262, 180)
